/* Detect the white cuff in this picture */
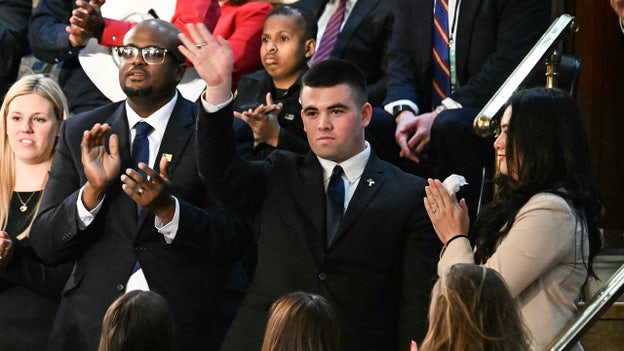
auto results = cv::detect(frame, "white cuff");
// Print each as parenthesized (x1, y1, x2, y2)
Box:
(76, 186, 104, 230)
(201, 92, 234, 113)
(384, 99, 420, 116)
(155, 196, 180, 244)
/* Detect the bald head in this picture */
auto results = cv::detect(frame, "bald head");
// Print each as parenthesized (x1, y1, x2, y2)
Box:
(124, 19, 184, 63)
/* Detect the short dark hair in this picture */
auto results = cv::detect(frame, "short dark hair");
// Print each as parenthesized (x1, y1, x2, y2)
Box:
(266, 5, 318, 41)
(302, 59, 368, 106)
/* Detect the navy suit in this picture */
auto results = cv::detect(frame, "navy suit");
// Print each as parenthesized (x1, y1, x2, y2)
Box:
(31, 96, 252, 351)
(196, 104, 441, 351)
(294, 0, 395, 106)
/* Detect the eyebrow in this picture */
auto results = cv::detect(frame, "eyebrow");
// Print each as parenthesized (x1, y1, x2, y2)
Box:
(302, 103, 349, 113)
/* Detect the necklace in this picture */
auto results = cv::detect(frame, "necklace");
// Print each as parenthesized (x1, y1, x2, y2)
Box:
(15, 191, 37, 212)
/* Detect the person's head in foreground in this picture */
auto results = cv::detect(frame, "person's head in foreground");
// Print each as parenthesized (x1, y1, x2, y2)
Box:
(261, 291, 341, 351)
(418, 264, 530, 351)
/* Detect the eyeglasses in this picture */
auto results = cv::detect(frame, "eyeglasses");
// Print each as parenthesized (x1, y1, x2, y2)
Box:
(114, 45, 173, 65)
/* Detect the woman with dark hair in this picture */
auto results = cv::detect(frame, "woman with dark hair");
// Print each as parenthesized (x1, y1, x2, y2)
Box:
(414, 264, 530, 351)
(98, 290, 174, 351)
(261, 291, 341, 351)
(423, 87, 603, 350)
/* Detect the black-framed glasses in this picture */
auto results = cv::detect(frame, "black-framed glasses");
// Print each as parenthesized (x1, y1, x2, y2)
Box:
(114, 45, 172, 65)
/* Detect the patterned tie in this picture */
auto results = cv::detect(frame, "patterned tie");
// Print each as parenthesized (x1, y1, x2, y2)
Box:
(313, 0, 347, 65)
(326, 165, 345, 247)
(131, 121, 153, 177)
(432, 0, 451, 109)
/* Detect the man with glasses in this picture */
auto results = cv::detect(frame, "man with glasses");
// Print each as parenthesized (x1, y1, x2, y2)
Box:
(31, 19, 252, 351)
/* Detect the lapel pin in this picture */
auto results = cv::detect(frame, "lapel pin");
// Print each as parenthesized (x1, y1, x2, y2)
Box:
(162, 153, 172, 162)
(366, 178, 375, 187)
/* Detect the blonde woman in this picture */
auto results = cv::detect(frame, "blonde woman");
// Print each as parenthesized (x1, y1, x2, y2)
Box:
(413, 264, 530, 351)
(0, 74, 72, 350)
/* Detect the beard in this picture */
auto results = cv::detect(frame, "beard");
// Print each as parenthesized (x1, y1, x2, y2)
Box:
(122, 85, 153, 98)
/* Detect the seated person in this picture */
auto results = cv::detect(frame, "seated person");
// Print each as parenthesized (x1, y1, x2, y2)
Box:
(412, 264, 530, 351)
(262, 291, 341, 351)
(233, 5, 316, 159)
(98, 290, 174, 351)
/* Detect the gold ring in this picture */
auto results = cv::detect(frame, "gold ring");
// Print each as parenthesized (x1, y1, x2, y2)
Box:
(137, 188, 145, 195)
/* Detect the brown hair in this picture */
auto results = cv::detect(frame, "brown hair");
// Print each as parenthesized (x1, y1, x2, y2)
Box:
(419, 264, 531, 351)
(98, 290, 174, 351)
(261, 291, 341, 351)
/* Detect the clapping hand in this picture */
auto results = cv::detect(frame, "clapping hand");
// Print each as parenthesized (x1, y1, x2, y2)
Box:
(121, 156, 175, 224)
(234, 93, 283, 148)
(67, 0, 105, 47)
(423, 178, 470, 244)
(80, 123, 120, 210)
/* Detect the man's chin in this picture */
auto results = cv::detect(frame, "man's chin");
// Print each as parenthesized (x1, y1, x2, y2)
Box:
(122, 87, 152, 98)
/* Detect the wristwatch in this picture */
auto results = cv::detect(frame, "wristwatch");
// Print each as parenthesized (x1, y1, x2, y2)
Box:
(392, 104, 416, 118)
(435, 104, 447, 114)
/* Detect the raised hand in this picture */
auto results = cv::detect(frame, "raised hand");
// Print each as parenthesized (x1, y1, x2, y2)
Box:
(121, 156, 175, 224)
(423, 178, 470, 244)
(178, 22, 233, 104)
(66, 0, 105, 47)
(80, 123, 120, 210)
(234, 93, 283, 148)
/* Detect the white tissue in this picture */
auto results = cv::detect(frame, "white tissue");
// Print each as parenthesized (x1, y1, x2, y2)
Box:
(442, 174, 468, 195)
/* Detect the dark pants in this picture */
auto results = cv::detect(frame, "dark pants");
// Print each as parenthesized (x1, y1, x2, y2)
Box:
(366, 107, 494, 237)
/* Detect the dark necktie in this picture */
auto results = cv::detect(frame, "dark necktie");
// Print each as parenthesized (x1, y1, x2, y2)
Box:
(326, 165, 345, 247)
(432, 0, 451, 109)
(131, 122, 153, 274)
(131, 121, 153, 177)
(313, 0, 347, 65)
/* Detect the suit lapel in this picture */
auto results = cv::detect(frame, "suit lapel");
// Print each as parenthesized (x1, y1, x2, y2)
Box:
(138, 97, 195, 226)
(108, 103, 132, 171)
(455, 0, 480, 83)
(329, 152, 385, 248)
(106, 103, 142, 230)
(332, 0, 378, 57)
(154, 97, 195, 174)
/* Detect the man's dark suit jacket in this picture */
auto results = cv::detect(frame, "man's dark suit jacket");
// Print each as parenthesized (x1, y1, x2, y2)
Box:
(196, 104, 442, 351)
(30, 96, 252, 351)
(384, 0, 551, 110)
(294, 0, 395, 106)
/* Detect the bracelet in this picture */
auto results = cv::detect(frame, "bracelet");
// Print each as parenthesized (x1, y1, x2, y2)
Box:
(439, 234, 468, 258)
(445, 234, 468, 246)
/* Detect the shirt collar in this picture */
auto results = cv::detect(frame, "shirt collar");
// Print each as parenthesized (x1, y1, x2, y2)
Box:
(126, 92, 178, 135)
(318, 141, 370, 184)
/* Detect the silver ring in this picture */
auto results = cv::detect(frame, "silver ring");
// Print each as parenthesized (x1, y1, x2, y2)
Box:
(195, 43, 207, 48)
(431, 207, 439, 214)
(137, 188, 145, 195)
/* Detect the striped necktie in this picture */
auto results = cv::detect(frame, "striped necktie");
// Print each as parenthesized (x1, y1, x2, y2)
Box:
(313, 0, 347, 65)
(432, 0, 451, 109)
